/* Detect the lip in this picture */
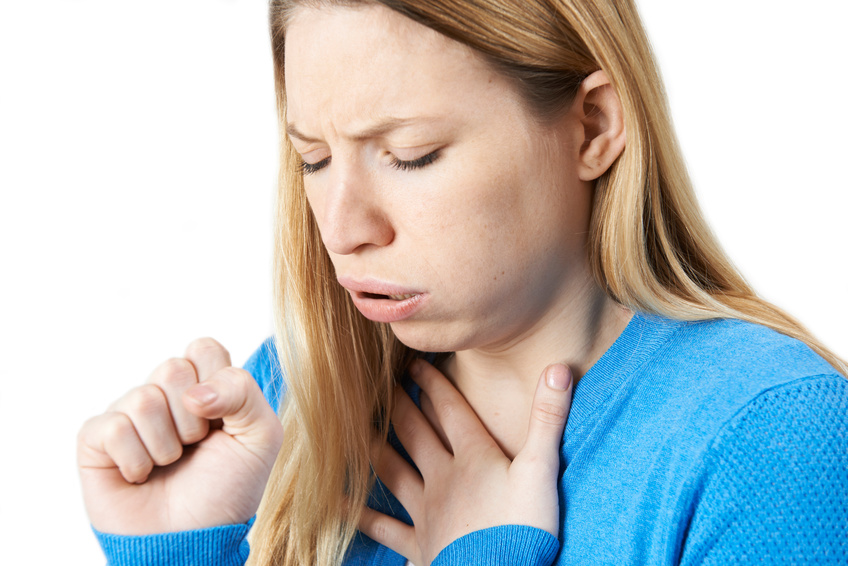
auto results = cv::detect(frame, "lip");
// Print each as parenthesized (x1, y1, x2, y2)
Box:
(337, 276, 428, 323)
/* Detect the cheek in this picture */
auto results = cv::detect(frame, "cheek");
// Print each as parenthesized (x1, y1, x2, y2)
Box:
(427, 153, 527, 230)
(405, 169, 551, 281)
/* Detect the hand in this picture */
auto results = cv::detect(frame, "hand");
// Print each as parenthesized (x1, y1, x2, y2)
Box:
(77, 338, 284, 535)
(359, 360, 573, 566)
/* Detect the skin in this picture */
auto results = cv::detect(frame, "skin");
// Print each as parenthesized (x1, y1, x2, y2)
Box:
(285, 3, 630, 458)
(77, 3, 629, 564)
(285, 5, 630, 563)
(77, 338, 284, 534)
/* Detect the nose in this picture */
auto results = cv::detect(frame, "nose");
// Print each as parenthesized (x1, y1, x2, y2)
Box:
(313, 164, 394, 256)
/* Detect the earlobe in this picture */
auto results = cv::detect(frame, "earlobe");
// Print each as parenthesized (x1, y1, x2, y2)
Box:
(575, 71, 626, 181)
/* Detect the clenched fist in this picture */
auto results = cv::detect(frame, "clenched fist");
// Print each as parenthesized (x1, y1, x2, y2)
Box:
(77, 338, 284, 535)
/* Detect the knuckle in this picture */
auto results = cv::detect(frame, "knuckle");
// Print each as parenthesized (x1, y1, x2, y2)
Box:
(126, 385, 167, 417)
(154, 358, 196, 386)
(77, 414, 104, 445)
(367, 517, 394, 545)
(434, 399, 457, 420)
(179, 421, 210, 445)
(185, 337, 228, 359)
(78, 414, 100, 436)
(102, 411, 136, 440)
(121, 459, 154, 483)
(154, 444, 183, 467)
(210, 367, 262, 417)
(533, 401, 568, 426)
(394, 416, 417, 440)
(216, 366, 252, 390)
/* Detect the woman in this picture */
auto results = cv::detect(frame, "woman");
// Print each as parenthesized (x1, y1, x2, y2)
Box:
(78, 0, 848, 565)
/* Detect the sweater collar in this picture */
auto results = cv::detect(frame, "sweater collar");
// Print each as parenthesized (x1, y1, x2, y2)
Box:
(566, 312, 686, 433)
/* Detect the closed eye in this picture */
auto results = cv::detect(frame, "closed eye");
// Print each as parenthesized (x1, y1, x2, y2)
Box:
(300, 150, 440, 175)
(391, 150, 440, 171)
(300, 156, 330, 175)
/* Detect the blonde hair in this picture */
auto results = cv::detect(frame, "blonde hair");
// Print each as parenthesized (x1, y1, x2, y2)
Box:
(250, 1, 848, 564)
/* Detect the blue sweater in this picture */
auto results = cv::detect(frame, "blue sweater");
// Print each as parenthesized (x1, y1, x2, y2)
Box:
(95, 313, 848, 565)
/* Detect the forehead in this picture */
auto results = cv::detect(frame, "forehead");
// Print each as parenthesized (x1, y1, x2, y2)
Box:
(283, 4, 516, 135)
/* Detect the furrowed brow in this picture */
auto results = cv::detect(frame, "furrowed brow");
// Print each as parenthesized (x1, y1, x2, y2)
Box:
(286, 117, 438, 143)
(285, 123, 321, 144)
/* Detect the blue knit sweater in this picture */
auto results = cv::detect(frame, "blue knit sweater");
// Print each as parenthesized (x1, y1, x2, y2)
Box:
(95, 313, 848, 564)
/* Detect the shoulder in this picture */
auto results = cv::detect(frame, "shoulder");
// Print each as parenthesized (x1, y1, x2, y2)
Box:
(616, 314, 848, 458)
(661, 316, 836, 382)
(242, 337, 285, 414)
(635, 316, 842, 419)
(603, 315, 846, 471)
(678, 371, 848, 564)
(629, 317, 848, 562)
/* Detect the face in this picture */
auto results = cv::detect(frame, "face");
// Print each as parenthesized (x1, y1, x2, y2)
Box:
(284, 4, 594, 354)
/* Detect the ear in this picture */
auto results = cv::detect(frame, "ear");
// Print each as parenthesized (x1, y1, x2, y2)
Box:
(573, 70, 626, 181)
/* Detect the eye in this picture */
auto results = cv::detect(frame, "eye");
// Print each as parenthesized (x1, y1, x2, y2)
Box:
(299, 156, 330, 175)
(390, 150, 440, 172)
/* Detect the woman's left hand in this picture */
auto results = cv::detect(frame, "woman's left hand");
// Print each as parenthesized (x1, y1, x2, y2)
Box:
(359, 359, 573, 566)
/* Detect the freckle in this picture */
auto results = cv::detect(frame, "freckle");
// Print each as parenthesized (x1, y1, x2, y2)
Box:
(501, 271, 505, 275)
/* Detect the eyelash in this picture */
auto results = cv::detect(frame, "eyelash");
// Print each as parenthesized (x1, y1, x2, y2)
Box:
(298, 150, 440, 176)
(391, 150, 440, 171)
(299, 157, 330, 175)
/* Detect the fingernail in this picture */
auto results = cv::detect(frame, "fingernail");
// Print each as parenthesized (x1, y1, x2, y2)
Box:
(187, 385, 217, 405)
(546, 365, 572, 391)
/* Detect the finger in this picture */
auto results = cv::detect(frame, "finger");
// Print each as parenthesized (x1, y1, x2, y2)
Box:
(517, 364, 573, 477)
(409, 359, 489, 454)
(359, 506, 418, 563)
(147, 357, 208, 445)
(183, 366, 284, 462)
(109, 384, 183, 467)
(392, 386, 450, 472)
(184, 337, 232, 381)
(78, 412, 154, 484)
(370, 440, 424, 518)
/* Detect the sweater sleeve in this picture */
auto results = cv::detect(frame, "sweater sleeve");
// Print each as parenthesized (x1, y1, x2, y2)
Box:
(680, 374, 848, 565)
(92, 339, 282, 566)
(431, 525, 559, 566)
(94, 524, 251, 566)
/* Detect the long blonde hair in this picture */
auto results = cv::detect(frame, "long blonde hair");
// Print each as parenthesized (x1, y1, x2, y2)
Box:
(250, 1, 847, 564)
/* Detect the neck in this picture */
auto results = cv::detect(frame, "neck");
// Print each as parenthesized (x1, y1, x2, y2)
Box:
(435, 280, 632, 458)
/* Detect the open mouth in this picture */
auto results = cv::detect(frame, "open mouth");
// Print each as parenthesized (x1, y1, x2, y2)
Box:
(362, 292, 417, 301)
(345, 285, 427, 323)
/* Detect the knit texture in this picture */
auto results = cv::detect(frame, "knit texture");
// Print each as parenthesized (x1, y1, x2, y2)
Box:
(95, 524, 250, 566)
(680, 376, 848, 565)
(431, 526, 559, 566)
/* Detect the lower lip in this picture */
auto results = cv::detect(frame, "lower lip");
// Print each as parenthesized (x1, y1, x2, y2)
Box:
(348, 292, 428, 323)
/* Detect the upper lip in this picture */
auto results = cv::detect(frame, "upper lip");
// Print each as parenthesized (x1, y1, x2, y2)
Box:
(336, 276, 422, 297)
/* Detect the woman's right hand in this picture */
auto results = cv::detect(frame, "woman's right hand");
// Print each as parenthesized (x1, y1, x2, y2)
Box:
(77, 338, 284, 535)
(361, 360, 572, 565)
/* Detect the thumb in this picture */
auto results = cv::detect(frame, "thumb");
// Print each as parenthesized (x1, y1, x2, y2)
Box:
(519, 364, 573, 472)
(183, 367, 283, 459)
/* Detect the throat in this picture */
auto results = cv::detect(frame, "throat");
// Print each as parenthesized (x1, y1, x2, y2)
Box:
(427, 359, 536, 460)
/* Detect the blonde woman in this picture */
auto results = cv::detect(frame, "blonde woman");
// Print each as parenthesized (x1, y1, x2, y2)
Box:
(78, 1, 848, 565)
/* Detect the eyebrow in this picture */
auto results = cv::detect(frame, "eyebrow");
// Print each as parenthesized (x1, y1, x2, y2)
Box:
(286, 117, 438, 144)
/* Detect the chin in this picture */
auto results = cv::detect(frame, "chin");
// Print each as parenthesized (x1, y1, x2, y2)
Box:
(389, 320, 476, 354)
(391, 327, 450, 353)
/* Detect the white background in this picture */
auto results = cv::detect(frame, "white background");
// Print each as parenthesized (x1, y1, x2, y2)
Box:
(1, 1, 845, 563)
